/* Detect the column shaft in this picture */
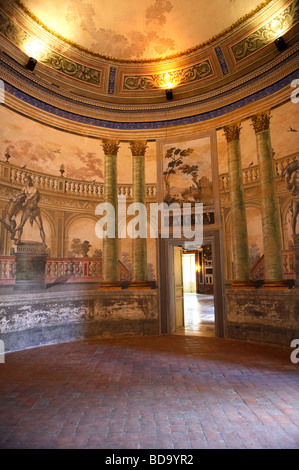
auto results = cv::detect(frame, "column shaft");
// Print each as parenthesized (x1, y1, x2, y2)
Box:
(130, 141, 147, 282)
(251, 112, 284, 282)
(224, 124, 251, 282)
(102, 139, 119, 283)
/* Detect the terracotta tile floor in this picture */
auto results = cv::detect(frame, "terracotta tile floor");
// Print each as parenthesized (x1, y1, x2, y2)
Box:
(0, 332, 298, 449)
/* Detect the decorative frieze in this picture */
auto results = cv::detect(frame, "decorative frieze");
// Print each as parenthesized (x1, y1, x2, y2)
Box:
(122, 59, 214, 91)
(231, 0, 299, 63)
(40, 53, 101, 85)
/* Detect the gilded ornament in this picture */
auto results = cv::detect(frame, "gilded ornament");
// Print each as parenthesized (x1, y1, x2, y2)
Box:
(123, 60, 213, 91)
(251, 112, 271, 133)
(101, 139, 120, 156)
(223, 123, 242, 143)
(129, 141, 148, 156)
(231, 1, 299, 62)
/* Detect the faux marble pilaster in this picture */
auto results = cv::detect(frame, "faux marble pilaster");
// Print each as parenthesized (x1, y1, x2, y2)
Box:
(129, 140, 148, 283)
(251, 112, 286, 287)
(101, 139, 120, 285)
(223, 123, 252, 287)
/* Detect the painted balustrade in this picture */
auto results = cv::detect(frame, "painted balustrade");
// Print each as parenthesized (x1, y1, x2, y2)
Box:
(219, 153, 298, 191)
(0, 162, 157, 201)
(45, 257, 101, 283)
(0, 256, 132, 285)
(0, 256, 16, 285)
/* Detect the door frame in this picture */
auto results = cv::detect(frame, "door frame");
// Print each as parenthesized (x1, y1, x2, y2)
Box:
(158, 229, 226, 337)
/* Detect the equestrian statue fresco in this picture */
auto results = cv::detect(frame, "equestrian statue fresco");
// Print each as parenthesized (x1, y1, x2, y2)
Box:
(0, 174, 47, 247)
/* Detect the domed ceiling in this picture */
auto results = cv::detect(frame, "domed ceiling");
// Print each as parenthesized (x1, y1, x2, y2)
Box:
(18, 0, 263, 60)
(0, 0, 298, 137)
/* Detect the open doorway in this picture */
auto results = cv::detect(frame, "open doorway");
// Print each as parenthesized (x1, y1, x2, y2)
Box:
(180, 246, 215, 336)
(159, 232, 226, 338)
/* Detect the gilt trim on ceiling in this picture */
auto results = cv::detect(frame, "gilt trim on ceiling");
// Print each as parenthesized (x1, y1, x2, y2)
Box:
(229, 0, 299, 64)
(121, 58, 216, 92)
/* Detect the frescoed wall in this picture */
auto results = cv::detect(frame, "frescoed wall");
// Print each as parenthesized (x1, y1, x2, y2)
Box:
(217, 100, 299, 280)
(161, 136, 214, 206)
(0, 107, 158, 280)
(1, 107, 104, 181)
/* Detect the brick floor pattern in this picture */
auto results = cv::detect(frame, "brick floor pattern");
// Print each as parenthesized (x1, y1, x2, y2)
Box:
(0, 335, 298, 449)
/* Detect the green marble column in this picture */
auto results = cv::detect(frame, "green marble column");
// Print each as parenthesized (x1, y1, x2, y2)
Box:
(223, 123, 253, 287)
(251, 112, 286, 287)
(129, 140, 148, 283)
(101, 139, 119, 285)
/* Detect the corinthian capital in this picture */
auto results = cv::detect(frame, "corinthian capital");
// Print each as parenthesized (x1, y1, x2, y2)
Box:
(223, 123, 242, 143)
(251, 111, 271, 133)
(130, 140, 147, 157)
(101, 139, 120, 156)
(129, 140, 148, 156)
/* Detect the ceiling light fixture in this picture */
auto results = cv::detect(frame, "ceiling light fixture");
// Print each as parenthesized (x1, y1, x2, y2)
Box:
(165, 89, 173, 100)
(274, 36, 287, 52)
(23, 38, 47, 71)
(25, 57, 37, 71)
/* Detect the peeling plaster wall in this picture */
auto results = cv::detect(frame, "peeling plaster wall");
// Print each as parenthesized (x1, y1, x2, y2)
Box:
(0, 289, 159, 352)
(226, 289, 299, 346)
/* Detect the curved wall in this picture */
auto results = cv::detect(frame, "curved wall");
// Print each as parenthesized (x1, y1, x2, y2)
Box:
(0, 0, 298, 351)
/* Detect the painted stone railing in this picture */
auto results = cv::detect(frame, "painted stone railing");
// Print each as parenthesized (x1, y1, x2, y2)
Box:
(0, 256, 132, 285)
(0, 162, 157, 200)
(219, 153, 298, 191)
(0, 256, 16, 285)
(250, 250, 296, 281)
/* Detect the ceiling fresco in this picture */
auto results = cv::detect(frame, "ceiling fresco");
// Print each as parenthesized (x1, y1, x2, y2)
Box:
(19, 0, 263, 60)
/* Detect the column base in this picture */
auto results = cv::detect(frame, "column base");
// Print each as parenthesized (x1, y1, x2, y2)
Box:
(98, 282, 123, 290)
(262, 280, 289, 290)
(128, 281, 152, 290)
(231, 280, 255, 289)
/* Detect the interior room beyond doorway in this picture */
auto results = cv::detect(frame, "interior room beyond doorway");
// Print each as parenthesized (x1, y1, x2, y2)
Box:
(178, 249, 215, 337)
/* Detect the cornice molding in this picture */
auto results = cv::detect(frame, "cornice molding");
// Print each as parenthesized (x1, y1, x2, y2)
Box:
(0, 45, 298, 124)
(1, 76, 293, 141)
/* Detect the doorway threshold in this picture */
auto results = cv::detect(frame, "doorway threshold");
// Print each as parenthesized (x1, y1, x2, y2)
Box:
(174, 293, 215, 337)
(173, 324, 215, 337)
